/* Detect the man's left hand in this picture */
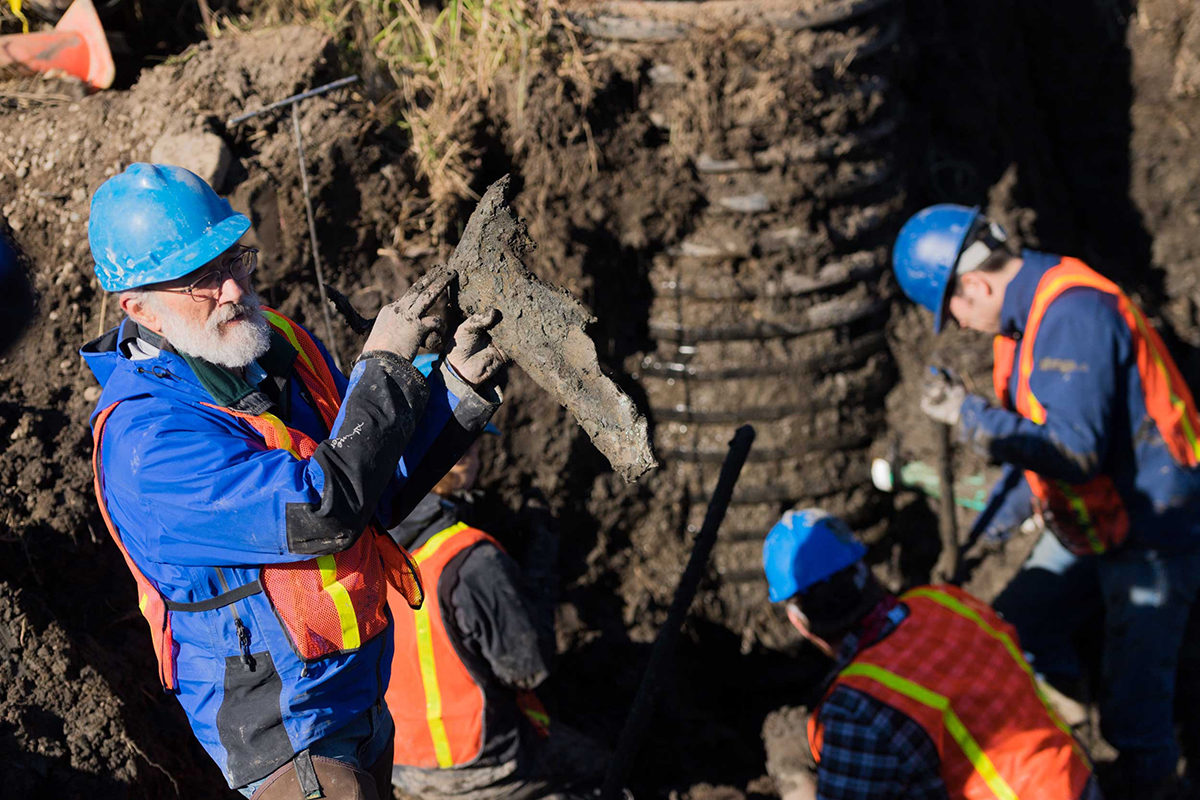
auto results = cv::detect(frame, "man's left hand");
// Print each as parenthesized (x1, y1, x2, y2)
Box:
(920, 369, 967, 426)
(448, 308, 507, 387)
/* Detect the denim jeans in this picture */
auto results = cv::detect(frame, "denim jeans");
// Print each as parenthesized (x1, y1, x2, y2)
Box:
(236, 700, 394, 798)
(994, 531, 1200, 783)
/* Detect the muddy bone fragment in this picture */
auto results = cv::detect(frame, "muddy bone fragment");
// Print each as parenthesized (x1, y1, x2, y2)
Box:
(449, 175, 658, 482)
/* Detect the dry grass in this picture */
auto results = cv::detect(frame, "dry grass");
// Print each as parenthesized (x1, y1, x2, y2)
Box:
(366, 0, 561, 238)
(209, 1, 593, 242)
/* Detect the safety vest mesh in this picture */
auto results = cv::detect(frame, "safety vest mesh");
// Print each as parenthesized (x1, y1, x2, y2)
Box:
(388, 523, 497, 769)
(991, 258, 1200, 554)
(809, 586, 1091, 800)
(90, 308, 424, 685)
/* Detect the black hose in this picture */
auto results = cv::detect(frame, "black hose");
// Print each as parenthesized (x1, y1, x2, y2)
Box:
(601, 424, 756, 800)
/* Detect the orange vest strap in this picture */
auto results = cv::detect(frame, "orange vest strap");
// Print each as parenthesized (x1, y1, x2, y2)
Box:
(92, 403, 178, 690)
(992, 335, 1016, 407)
(262, 307, 341, 431)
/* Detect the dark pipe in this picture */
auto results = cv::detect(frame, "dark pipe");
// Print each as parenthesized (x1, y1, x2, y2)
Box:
(601, 424, 756, 800)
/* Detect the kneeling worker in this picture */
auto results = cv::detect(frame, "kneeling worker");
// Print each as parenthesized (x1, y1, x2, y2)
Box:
(386, 358, 606, 800)
(762, 508, 1099, 800)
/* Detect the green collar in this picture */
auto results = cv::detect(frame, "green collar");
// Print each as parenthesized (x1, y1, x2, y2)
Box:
(178, 328, 298, 412)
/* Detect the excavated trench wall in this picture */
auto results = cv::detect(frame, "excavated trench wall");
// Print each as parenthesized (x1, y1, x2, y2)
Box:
(568, 0, 906, 651)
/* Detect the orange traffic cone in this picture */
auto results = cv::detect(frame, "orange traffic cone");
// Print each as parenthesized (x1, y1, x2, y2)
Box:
(0, 0, 113, 90)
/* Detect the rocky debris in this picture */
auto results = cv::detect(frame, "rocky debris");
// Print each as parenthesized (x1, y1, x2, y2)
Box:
(450, 176, 658, 483)
(149, 132, 233, 191)
(762, 705, 816, 800)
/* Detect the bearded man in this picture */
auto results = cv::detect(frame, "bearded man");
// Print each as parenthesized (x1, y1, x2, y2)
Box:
(81, 163, 507, 800)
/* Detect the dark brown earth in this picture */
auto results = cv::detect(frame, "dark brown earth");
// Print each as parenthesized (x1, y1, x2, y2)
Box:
(2, 0, 1200, 797)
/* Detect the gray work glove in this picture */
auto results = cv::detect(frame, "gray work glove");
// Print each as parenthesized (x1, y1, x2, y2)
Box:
(362, 266, 455, 360)
(920, 367, 967, 426)
(447, 307, 507, 387)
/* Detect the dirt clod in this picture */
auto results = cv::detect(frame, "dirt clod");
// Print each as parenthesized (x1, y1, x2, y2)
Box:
(451, 175, 658, 482)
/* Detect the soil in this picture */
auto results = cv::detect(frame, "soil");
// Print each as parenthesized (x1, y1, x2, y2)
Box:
(2, 0, 1200, 797)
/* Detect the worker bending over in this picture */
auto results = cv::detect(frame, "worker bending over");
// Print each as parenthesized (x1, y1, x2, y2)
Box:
(82, 164, 506, 799)
(763, 508, 1099, 800)
(893, 205, 1200, 796)
(387, 362, 607, 799)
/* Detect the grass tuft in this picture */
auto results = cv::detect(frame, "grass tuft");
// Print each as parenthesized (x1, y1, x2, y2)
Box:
(367, 0, 558, 239)
(214, 1, 586, 242)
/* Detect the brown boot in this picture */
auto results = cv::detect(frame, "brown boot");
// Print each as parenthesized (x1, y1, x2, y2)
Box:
(251, 753, 384, 800)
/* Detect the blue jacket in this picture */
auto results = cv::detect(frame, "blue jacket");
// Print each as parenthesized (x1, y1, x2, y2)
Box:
(81, 317, 500, 788)
(961, 251, 1200, 553)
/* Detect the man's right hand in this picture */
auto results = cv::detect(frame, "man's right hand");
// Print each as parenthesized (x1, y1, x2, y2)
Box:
(362, 266, 455, 360)
(920, 367, 967, 426)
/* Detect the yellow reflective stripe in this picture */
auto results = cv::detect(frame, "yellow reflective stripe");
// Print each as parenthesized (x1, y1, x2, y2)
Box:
(413, 522, 469, 564)
(139, 593, 148, 613)
(317, 555, 360, 650)
(840, 662, 1019, 800)
(258, 412, 299, 457)
(1128, 306, 1200, 463)
(414, 578, 455, 766)
(903, 589, 1091, 765)
(523, 706, 550, 727)
(262, 309, 317, 375)
(411, 521, 470, 767)
(1028, 393, 1047, 425)
(1054, 481, 1106, 554)
(7, 0, 29, 33)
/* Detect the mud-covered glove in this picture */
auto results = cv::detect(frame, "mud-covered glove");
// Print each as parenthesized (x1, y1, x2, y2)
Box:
(447, 307, 507, 387)
(362, 266, 455, 360)
(920, 367, 967, 426)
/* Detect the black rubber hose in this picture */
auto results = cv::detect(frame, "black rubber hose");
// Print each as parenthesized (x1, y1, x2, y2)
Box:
(601, 424, 756, 800)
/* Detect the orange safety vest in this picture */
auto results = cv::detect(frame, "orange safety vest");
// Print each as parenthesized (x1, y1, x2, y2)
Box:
(809, 586, 1092, 800)
(91, 308, 424, 690)
(388, 522, 548, 769)
(992, 258, 1200, 555)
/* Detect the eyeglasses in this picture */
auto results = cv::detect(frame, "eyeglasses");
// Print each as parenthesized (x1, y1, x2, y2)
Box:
(157, 247, 258, 302)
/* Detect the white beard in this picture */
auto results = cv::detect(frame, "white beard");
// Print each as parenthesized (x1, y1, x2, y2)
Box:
(149, 291, 272, 369)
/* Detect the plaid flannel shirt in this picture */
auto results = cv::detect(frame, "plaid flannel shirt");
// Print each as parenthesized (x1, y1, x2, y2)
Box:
(814, 684, 948, 800)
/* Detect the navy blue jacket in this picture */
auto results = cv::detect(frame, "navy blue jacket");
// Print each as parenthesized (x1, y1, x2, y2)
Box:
(961, 251, 1200, 552)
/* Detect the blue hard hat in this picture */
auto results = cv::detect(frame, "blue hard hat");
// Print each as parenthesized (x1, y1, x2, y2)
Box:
(89, 163, 251, 292)
(891, 204, 983, 333)
(413, 354, 500, 434)
(762, 508, 866, 603)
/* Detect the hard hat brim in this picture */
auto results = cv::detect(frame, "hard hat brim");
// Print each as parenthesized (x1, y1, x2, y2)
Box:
(99, 212, 251, 292)
(931, 205, 983, 334)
